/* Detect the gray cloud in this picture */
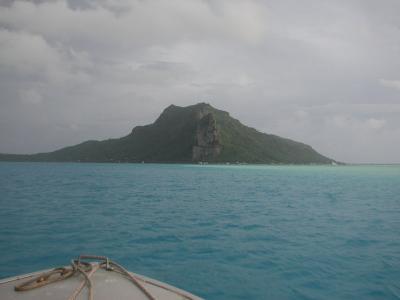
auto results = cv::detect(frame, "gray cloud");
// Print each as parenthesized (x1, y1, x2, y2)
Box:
(0, 0, 399, 163)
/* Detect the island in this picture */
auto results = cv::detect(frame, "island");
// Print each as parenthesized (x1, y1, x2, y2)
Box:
(0, 103, 335, 164)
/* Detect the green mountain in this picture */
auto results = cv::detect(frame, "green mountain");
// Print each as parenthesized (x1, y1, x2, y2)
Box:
(0, 103, 335, 164)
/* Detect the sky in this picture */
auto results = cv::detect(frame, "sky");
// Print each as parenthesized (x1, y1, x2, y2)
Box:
(0, 0, 399, 163)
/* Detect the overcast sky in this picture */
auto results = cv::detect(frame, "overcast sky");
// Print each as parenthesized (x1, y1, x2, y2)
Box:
(1, 0, 399, 163)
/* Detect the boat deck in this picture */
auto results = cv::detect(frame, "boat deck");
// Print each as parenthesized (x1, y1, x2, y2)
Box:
(0, 264, 202, 300)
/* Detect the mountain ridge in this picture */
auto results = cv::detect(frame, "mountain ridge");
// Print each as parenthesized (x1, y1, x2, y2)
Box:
(0, 103, 335, 164)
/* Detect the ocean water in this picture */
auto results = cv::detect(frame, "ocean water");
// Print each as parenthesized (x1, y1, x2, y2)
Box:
(0, 162, 399, 299)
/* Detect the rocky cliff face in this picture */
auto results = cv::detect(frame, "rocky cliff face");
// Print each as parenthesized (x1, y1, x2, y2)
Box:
(192, 113, 221, 161)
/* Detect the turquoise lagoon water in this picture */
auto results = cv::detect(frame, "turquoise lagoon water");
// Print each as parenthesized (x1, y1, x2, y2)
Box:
(0, 162, 399, 299)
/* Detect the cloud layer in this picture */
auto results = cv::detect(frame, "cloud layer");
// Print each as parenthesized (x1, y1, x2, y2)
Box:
(1, 0, 399, 163)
